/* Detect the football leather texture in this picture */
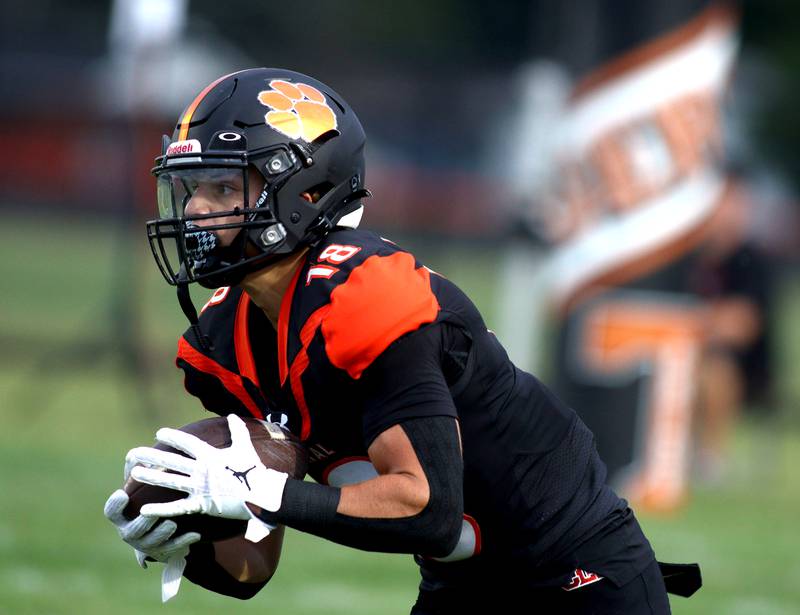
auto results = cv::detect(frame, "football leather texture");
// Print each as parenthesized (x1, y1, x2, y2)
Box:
(123, 416, 307, 542)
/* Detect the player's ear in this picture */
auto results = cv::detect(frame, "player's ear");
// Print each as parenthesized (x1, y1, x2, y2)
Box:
(300, 192, 314, 203)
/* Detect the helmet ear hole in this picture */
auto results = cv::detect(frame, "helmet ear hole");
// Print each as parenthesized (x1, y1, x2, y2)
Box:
(302, 182, 335, 204)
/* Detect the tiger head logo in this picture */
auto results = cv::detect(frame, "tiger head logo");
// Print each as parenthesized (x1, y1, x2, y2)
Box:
(257, 80, 338, 143)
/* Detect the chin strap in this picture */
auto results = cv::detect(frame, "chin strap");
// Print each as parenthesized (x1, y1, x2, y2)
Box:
(177, 266, 213, 352)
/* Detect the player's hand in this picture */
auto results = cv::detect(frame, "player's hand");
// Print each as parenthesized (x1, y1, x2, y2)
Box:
(126, 414, 289, 520)
(103, 489, 201, 566)
(104, 489, 201, 602)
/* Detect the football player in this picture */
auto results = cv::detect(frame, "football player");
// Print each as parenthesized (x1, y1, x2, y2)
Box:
(104, 68, 698, 613)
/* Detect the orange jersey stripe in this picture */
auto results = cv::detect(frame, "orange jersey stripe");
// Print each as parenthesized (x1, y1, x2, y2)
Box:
(177, 337, 264, 419)
(278, 255, 308, 386)
(322, 252, 440, 379)
(289, 304, 331, 440)
(234, 292, 260, 388)
(177, 72, 237, 141)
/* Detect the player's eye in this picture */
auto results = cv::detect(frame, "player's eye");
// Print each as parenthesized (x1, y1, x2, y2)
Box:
(217, 183, 238, 195)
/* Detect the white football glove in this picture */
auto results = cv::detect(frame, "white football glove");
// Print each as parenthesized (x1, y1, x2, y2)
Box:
(103, 489, 200, 602)
(125, 414, 288, 524)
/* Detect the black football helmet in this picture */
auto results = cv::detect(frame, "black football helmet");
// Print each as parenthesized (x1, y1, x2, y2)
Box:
(147, 68, 369, 291)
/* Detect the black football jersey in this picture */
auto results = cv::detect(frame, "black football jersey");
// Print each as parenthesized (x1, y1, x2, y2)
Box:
(176, 229, 646, 588)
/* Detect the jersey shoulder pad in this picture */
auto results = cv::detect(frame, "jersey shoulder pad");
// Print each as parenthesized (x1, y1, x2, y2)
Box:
(180, 286, 241, 344)
(306, 230, 391, 277)
(309, 232, 440, 379)
(198, 286, 241, 322)
(293, 230, 396, 309)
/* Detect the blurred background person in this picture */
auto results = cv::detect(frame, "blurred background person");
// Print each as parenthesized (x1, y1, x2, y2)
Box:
(690, 168, 778, 482)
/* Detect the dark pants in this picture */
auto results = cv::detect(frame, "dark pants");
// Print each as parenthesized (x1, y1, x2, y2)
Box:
(410, 559, 671, 615)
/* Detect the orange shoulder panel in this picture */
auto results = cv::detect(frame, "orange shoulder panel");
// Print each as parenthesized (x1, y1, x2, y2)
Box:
(321, 252, 440, 379)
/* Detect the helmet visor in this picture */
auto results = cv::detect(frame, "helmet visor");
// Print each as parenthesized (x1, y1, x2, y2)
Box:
(155, 167, 251, 220)
(149, 166, 268, 285)
(147, 145, 299, 286)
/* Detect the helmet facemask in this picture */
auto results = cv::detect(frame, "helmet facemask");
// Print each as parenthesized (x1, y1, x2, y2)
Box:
(147, 136, 302, 289)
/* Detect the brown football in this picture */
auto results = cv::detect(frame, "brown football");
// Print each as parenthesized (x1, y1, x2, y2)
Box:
(123, 416, 307, 542)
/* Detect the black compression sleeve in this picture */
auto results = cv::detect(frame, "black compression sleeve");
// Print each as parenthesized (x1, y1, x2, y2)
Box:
(360, 323, 461, 446)
(257, 416, 464, 558)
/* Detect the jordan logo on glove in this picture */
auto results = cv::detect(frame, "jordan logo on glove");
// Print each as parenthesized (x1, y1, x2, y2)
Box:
(125, 414, 290, 522)
(226, 465, 257, 490)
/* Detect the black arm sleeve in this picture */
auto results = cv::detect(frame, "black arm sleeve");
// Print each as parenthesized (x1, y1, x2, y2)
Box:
(359, 322, 463, 447)
(258, 415, 464, 558)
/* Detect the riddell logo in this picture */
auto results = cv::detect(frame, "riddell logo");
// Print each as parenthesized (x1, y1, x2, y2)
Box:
(257, 80, 337, 143)
(166, 139, 201, 155)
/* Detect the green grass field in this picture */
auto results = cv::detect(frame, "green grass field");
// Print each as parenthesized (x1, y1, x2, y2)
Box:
(1, 213, 799, 614)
